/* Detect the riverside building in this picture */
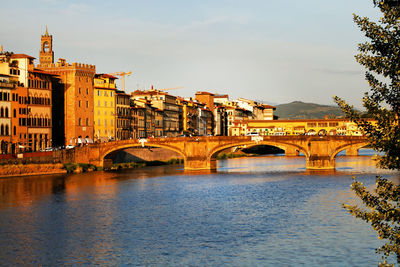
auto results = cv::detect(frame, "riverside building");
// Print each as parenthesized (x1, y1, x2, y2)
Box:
(94, 74, 117, 142)
(0, 51, 54, 152)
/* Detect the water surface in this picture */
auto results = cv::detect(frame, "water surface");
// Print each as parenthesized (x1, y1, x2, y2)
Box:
(0, 149, 397, 266)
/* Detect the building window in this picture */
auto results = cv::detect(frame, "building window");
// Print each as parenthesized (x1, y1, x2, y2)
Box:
(86, 88, 89, 94)
(78, 118, 81, 126)
(86, 101, 88, 108)
(98, 119, 100, 126)
(79, 88, 81, 94)
(86, 118, 89, 126)
(97, 90, 100, 96)
(98, 100, 100, 107)
(104, 101, 107, 107)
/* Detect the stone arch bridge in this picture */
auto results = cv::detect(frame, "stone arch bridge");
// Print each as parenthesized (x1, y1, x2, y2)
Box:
(64, 135, 368, 170)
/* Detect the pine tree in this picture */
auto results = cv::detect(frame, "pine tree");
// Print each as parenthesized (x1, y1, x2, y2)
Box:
(334, 0, 400, 264)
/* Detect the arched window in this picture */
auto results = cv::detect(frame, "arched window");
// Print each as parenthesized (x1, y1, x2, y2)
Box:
(13, 126, 16, 136)
(5, 125, 9, 136)
(5, 108, 8, 118)
(0, 107, 3, 117)
(1, 124, 4, 136)
(13, 109, 16, 118)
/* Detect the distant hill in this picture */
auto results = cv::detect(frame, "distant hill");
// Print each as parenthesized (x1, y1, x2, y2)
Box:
(274, 101, 344, 120)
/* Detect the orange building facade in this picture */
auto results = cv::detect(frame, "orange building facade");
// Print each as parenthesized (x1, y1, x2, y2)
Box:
(27, 68, 53, 150)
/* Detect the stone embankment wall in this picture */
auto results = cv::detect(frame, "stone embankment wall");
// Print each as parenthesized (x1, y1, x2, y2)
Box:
(0, 151, 63, 165)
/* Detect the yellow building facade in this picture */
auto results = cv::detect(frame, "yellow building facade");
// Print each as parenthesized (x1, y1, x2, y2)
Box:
(94, 74, 117, 142)
(231, 119, 370, 136)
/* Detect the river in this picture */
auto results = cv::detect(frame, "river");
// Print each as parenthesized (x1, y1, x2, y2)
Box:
(0, 149, 398, 266)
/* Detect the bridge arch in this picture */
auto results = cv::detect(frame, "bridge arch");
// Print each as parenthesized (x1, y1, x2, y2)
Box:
(99, 142, 187, 167)
(207, 140, 308, 162)
(331, 142, 369, 160)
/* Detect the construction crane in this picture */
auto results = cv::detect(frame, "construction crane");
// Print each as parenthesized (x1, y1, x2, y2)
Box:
(150, 85, 184, 92)
(108, 71, 132, 91)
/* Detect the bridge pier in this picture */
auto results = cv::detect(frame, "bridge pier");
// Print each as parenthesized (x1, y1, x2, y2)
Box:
(306, 155, 335, 170)
(285, 147, 300, 156)
(184, 157, 216, 171)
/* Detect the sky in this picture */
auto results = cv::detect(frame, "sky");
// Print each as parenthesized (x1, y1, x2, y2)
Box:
(0, 0, 381, 108)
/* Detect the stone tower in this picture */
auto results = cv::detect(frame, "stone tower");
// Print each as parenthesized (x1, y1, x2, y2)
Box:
(39, 26, 54, 66)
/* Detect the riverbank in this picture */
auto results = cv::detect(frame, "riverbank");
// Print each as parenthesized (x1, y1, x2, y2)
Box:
(0, 152, 263, 178)
(0, 163, 67, 178)
(0, 158, 186, 178)
(109, 158, 184, 171)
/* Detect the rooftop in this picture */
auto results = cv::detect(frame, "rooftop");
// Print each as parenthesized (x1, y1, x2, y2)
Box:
(95, 73, 118, 79)
(11, 54, 36, 59)
(195, 91, 214, 96)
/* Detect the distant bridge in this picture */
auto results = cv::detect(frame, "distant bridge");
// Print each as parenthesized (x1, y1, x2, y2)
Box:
(64, 135, 369, 170)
